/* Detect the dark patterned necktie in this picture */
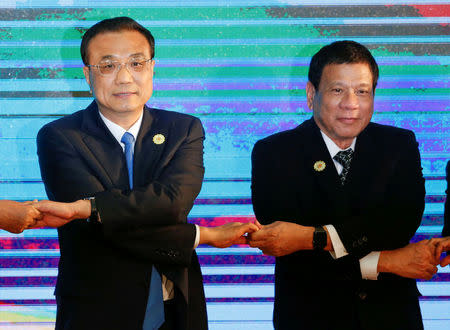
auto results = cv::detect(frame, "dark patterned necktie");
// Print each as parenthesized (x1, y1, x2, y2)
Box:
(333, 149, 354, 185)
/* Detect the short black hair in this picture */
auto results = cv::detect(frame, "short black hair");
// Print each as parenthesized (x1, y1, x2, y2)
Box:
(308, 40, 379, 91)
(80, 16, 155, 65)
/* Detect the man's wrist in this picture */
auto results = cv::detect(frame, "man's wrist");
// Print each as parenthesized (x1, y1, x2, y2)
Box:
(301, 226, 315, 250)
(76, 199, 93, 220)
(198, 226, 212, 245)
(377, 250, 394, 273)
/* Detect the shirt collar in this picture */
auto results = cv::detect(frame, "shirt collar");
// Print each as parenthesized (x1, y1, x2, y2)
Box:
(98, 110, 143, 147)
(320, 130, 356, 158)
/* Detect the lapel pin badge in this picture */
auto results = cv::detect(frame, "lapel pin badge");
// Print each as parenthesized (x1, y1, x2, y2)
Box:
(313, 160, 326, 172)
(153, 134, 165, 145)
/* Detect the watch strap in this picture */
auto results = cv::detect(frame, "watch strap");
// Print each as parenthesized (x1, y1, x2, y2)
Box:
(84, 197, 100, 224)
(313, 226, 327, 251)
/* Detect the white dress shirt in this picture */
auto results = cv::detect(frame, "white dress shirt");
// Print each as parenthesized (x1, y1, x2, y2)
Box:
(98, 110, 200, 300)
(320, 131, 380, 280)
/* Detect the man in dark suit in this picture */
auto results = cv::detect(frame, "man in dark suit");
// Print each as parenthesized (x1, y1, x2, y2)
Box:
(249, 40, 438, 330)
(35, 17, 257, 330)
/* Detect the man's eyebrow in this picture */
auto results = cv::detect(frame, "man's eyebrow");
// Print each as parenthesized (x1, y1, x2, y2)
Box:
(129, 52, 146, 58)
(98, 55, 115, 61)
(98, 53, 147, 61)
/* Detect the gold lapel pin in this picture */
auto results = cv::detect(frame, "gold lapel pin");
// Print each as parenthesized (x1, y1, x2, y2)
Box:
(153, 134, 165, 145)
(313, 160, 326, 172)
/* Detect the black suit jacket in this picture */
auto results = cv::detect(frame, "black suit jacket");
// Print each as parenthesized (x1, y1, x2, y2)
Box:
(443, 160, 450, 237)
(251, 118, 425, 330)
(37, 101, 207, 330)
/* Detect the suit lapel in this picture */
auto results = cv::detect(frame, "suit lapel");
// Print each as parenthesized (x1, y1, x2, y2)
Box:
(300, 119, 343, 201)
(345, 124, 379, 203)
(294, 119, 350, 224)
(133, 106, 170, 187)
(80, 101, 129, 189)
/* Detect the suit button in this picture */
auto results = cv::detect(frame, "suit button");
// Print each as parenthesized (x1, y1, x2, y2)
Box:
(359, 292, 367, 300)
(362, 236, 368, 242)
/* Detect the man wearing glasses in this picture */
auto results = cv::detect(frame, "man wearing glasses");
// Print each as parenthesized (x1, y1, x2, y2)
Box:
(36, 17, 257, 330)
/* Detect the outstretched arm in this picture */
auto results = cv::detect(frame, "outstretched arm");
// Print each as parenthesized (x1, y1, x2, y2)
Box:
(32, 199, 260, 251)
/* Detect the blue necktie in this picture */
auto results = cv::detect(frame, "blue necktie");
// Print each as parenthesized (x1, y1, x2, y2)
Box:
(121, 132, 165, 330)
(121, 132, 134, 189)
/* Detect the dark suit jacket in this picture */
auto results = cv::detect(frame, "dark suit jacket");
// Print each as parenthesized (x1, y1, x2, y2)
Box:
(443, 160, 450, 237)
(37, 101, 207, 330)
(251, 118, 425, 330)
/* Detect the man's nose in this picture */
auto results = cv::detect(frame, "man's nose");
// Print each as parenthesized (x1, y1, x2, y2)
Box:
(115, 63, 133, 83)
(341, 90, 359, 109)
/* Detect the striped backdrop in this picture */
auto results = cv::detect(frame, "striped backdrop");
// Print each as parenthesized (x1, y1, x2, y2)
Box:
(0, 1, 449, 329)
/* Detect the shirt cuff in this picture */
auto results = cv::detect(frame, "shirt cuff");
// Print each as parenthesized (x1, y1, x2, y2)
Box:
(324, 225, 348, 259)
(360, 251, 380, 280)
(194, 224, 200, 249)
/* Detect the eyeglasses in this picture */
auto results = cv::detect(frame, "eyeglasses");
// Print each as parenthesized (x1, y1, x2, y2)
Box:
(87, 58, 153, 76)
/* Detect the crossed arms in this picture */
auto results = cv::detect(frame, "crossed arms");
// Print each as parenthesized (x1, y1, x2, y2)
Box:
(1, 198, 448, 278)
(246, 220, 450, 279)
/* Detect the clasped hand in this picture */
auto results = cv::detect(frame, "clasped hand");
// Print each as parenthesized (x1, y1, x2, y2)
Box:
(379, 238, 450, 280)
(0, 199, 90, 234)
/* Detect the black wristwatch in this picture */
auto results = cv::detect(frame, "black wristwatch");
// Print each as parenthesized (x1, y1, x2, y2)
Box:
(313, 226, 327, 251)
(84, 197, 100, 224)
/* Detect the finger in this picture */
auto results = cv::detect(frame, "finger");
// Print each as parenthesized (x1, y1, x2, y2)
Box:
(441, 255, 450, 267)
(428, 237, 439, 245)
(27, 220, 44, 229)
(423, 265, 438, 279)
(425, 267, 438, 280)
(253, 220, 263, 229)
(438, 239, 450, 252)
(435, 243, 444, 261)
(244, 223, 260, 234)
(31, 207, 43, 218)
(424, 243, 438, 264)
(248, 230, 264, 240)
(432, 265, 438, 274)
(436, 243, 448, 262)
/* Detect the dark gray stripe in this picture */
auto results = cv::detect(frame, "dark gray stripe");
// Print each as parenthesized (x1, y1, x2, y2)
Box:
(0, 8, 90, 21)
(314, 24, 450, 37)
(265, 5, 423, 18)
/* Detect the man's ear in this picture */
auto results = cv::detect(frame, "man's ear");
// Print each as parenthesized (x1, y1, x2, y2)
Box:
(306, 81, 316, 110)
(83, 66, 92, 91)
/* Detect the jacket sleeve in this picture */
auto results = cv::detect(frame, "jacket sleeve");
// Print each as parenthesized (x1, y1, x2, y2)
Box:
(334, 130, 426, 258)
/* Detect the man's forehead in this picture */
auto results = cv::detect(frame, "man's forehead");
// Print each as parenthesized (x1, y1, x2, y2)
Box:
(86, 30, 151, 61)
(320, 63, 373, 84)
